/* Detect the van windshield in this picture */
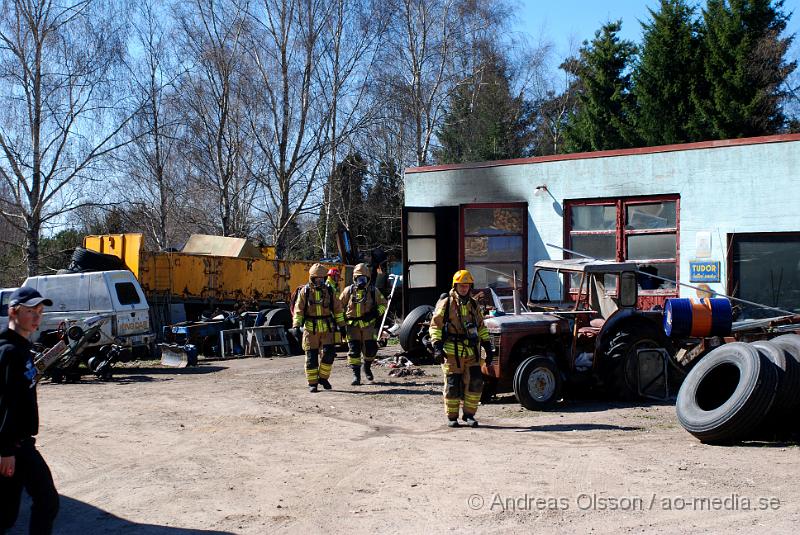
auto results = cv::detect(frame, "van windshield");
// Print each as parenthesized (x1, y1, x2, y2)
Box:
(115, 282, 141, 305)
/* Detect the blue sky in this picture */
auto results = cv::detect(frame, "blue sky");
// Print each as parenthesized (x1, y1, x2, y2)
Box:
(513, 0, 800, 61)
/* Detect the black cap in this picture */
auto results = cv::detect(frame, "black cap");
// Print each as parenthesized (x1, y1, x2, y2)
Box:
(9, 286, 53, 307)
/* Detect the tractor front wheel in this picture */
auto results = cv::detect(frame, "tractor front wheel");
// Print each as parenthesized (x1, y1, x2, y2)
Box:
(513, 356, 563, 411)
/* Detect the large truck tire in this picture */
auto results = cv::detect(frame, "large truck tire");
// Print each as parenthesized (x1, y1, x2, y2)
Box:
(513, 356, 562, 411)
(69, 247, 125, 272)
(750, 340, 794, 412)
(768, 334, 800, 411)
(398, 305, 434, 353)
(676, 342, 778, 444)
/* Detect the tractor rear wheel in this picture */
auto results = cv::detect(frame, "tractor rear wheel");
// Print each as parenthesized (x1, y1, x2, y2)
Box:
(604, 325, 678, 400)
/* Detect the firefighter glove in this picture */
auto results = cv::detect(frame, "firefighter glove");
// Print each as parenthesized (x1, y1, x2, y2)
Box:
(481, 340, 494, 365)
(433, 340, 445, 364)
(289, 327, 302, 341)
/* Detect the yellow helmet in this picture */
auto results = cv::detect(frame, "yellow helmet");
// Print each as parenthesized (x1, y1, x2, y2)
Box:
(309, 263, 328, 280)
(353, 263, 370, 278)
(452, 269, 474, 285)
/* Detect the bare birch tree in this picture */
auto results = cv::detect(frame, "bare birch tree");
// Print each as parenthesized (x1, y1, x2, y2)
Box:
(174, 0, 258, 238)
(0, 0, 132, 275)
(243, 0, 339, 257)
(371, 0, 513, 168)
(114, 0, 186, 249)
(315, 0, 386, 256)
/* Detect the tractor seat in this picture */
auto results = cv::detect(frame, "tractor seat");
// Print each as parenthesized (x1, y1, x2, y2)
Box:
(577, 326, 600, 338)
(577, 318, 606, 339)
(589, 318, 606, 328)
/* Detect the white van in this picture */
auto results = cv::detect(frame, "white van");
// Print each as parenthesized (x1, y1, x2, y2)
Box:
(0, 288, 16, 330)
(21, 270, 154, 354)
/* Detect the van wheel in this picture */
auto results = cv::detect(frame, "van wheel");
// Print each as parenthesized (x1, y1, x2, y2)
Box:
(513, 356, 562, 411)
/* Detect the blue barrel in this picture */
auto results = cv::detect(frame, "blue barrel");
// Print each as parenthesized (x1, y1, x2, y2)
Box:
(707, 298, 733, 336)
(664, 298, 732, 338)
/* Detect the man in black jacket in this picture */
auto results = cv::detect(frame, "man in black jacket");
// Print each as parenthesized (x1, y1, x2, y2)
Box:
(0, 287, 59, 534)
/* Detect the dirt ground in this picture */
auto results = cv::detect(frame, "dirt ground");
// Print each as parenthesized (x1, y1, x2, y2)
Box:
(10, 344, 800, 534)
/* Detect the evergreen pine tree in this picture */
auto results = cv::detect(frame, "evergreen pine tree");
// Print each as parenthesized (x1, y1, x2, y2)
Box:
(364, 160, 403, 255)
(318, 153, 369, 257)
(633, 0, 703, 145)
(564, 21, 640, 152)
(693, 0, 796, 138)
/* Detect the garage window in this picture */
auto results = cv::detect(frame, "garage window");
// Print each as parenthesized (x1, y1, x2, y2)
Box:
(624, 200, 677, 292)
(730, 233, 800, 319)
(461, 203, 527, 289)
(406, 211, 437, 289)
(566, 196, 679, 294)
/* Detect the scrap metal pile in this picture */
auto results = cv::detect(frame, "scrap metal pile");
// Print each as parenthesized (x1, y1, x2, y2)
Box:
(34, 316, 125, 382)
(374, 355, 426, 377)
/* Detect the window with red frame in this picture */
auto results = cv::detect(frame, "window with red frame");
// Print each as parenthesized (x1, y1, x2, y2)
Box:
(566, 196, 679, 294)
(461, 203, 527, 290)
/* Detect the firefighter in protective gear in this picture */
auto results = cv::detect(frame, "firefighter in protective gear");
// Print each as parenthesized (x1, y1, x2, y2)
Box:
(428, 269, 493, 428)
(339, 263, 387, 385)
(326, 267, 341, 293)
(292, 263, 346, 392)
(326, 267, 344, 345)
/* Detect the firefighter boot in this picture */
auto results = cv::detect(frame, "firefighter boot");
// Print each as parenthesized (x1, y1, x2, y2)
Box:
(363, 361, 374, 381)
(447, 418, 460, 428)
(318, 378, 332, 390)
(463, 414, 479, 428)
(309, 384, 318, 393)
(351, 365, 362, 386)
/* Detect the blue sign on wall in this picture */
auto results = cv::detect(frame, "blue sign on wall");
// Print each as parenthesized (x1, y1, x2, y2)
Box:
(690, 261, 721, 282)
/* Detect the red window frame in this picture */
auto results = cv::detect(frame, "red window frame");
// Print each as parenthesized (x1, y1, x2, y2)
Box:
(459, 202, 528, 291)
(564, 195, 680, 298)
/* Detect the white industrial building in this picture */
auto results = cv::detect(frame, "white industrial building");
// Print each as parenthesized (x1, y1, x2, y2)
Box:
(402, 134, 800, 319)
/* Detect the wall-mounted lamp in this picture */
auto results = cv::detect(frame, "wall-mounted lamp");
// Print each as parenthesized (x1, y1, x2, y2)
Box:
(534, 184, 548, 196)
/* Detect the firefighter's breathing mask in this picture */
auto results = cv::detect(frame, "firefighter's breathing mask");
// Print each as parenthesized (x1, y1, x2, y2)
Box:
(465, 322, 479, 343)
(312, 277, 326, 288)
(356, 275, 368, 288)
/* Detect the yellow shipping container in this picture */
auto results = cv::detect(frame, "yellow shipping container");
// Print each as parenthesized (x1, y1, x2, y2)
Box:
(83, 233, 345, 310)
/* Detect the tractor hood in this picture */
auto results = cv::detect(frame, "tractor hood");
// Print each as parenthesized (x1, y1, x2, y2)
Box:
(483, 312, 569, 335)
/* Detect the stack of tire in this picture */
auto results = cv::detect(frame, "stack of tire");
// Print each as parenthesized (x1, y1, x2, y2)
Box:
(676, 334, 800, 444)
(58, 247, 126, 274)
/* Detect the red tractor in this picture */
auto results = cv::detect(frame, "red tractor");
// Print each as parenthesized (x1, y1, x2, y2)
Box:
(400, 259, 683, 410)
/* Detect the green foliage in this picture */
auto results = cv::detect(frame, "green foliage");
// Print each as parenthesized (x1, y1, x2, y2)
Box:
(634, 0, 704, 145)
(564, 21, 640, 152)
(434, 49, 535, 163)
(0, 243, 25, 287)
(38, 230, 83, 273)
(0, 229, 83, 287)
(692, 0, 796, 138)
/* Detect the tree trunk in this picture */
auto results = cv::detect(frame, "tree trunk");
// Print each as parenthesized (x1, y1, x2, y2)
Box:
(26, 218, 40, 277)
